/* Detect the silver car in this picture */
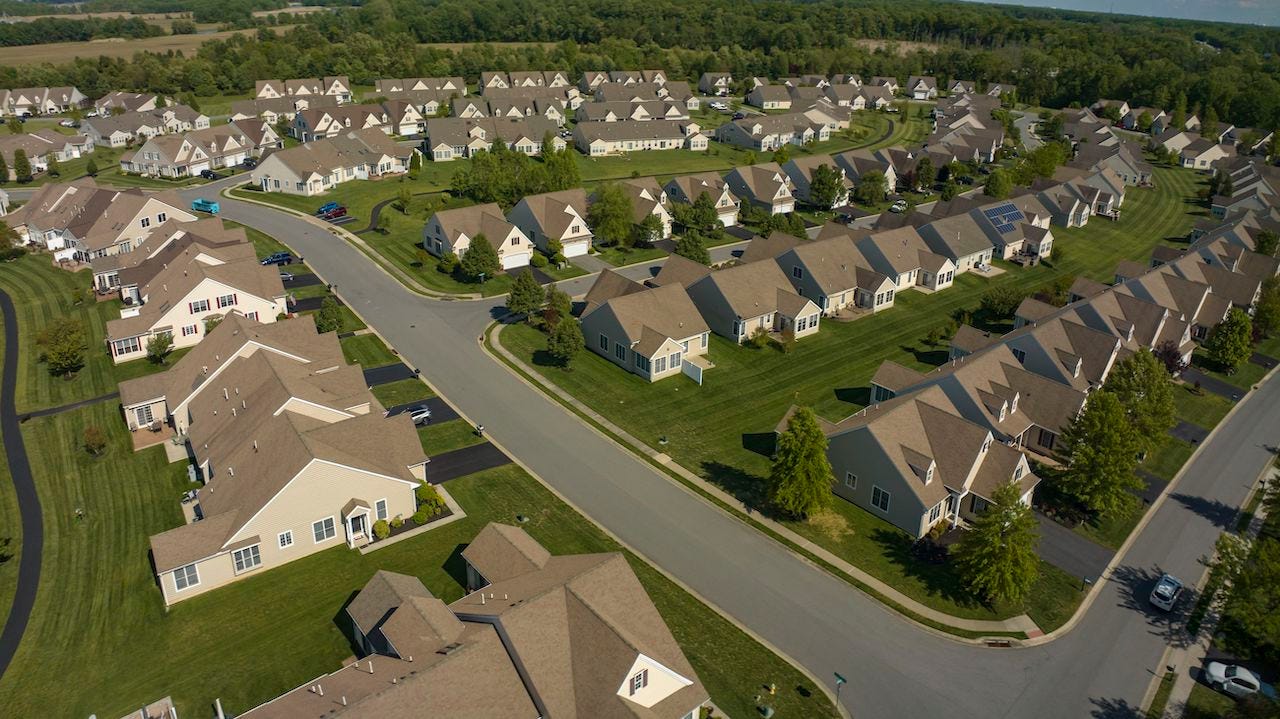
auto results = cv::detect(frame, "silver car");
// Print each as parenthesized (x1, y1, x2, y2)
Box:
(1149, 573, 1183, 611)
(1205, 662, 1276, 699)
(408, 406, 432, 426)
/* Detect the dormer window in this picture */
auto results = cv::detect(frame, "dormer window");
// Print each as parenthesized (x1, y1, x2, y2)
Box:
(1073, 358, 1082, 378)
(998, 403, 1007, 422)
(1010, 393, 1019, 414)
(925, 463, 934, 483)
(629, 669, 649, 695)
(1014, 464, 1024, 481)
(981, 436, 991, 453)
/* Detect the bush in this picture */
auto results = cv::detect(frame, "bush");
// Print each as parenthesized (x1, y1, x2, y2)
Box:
(415, 482, 446, 515)
(82, 426, 106, 456)
(372, 519, 390, 540)
(390, 516, 404, 530)
(411, 509, 430, 525)
(437, 252, 459, 274)
(530, 252, 549, 268)
(747, 326, 770, 349)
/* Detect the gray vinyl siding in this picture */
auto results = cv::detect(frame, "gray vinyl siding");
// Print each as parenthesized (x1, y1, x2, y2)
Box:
(827, 431, 930, 538)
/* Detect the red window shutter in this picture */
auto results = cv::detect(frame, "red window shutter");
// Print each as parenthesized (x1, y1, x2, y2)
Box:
(232, 293, 238, 305)
(188, 301, 194, 314)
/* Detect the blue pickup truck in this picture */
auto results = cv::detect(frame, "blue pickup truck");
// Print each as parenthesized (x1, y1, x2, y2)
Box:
(191, 198, 220, 214)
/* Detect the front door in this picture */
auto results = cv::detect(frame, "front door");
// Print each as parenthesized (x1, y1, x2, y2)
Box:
(350, 514, 366, 536)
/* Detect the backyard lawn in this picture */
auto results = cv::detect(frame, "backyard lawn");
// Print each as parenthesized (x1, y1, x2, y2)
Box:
(0, 405, 836, 719)
(498, 165, 1205, 622)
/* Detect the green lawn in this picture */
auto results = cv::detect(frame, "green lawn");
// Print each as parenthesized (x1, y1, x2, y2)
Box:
(1171, 382, 1233, 428)
(418, 418, 485, 455)
(339, 333, 399, 368)
(498, 165, 1204, 620)
(595, 243, 670, 268)
(1184, 683, 1235, 719)
(1191, 350, 1269, 391)
(370, 377, 435, 407)
(1145, 671, 1175, 719)
(0, 405, 835, 719)
(1073, 497, 1144, 551)
(0, 255, 177, 413)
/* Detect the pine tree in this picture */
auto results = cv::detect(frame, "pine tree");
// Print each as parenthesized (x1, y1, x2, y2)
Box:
(633, 213, 663, 247)
(1254, 229, 1278, 258)
(914, 156, 936, 191)
(953, 481, 1041, 605)
(46, 154, 60, 177)
(459, 234, 500, 282)
(5, 117, 20, 135)
(1057, 390, 1142, 517)
(12, 149, 31, 183)
(507, 269, 543, 321)
(547, 317, 583, 368)
(1103, 348, 1175, 454)
(1204, 308, 1253, 374)
(768, 407, 834, 519)
(674, 230, 711, 265)
(85, 157, 99, 177)
(689, 191, 720, 231)
(853, 170, 887, 205)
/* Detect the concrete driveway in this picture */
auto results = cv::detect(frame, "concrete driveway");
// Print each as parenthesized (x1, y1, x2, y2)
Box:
(190, 185, 1280, 719)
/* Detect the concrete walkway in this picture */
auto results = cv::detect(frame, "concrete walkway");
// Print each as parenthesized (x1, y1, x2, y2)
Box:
(488, 323, 1041, 637)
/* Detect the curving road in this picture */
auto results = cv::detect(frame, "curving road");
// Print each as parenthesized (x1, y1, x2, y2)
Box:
(178, 183, 1279, 718)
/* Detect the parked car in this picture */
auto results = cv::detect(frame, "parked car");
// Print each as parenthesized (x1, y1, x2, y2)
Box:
(260, 252, 294, 266)
(889, 200, 909, 213)
(732, 111, 746, 120)
(198, 169, 222, 180)
(1149, 573, 1183, 611)
(315, 201, 341, 215)
(558, 130, 572, 139)
(242, 157, 257, 169)
(58, 119, 75, 128)
(408, 406, 432, 426)
(1204, 662, 1277, 700)
(321, 207, 348, 220)
(85, 110, 99, 118)
(279, 271, 294, 281)
(190, 198, 220, 214)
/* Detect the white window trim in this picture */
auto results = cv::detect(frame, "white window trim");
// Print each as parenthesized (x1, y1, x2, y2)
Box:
(173, 562, 200, 592)
(844, 472, 857, 489)
(232, 544, 262, 575)
(375, 498, 388, 521)
(313, 516, 336, 543)
(278, 530, 293, 549)
(872, 485, 891, 513)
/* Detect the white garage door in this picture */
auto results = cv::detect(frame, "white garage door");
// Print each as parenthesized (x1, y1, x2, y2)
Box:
(189, 161, 210, 175)
(563, 241, 589, 258)
(502, 251, 532, 270)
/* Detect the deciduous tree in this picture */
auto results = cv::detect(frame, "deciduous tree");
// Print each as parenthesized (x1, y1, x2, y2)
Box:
(146, 332, 173, 365)
(12, 149, 31, 182)
(315, 297, 344, 333)
(952, 480, 1041, 604)
(1153, 339, 1188, 375)
(768, 406, 834, 519)
(588, 183, 634, 247)
(543, 285, 572, 329)
(1204, 307, 1252, 373)
(913, 156, 936, 192)
(1103, 349, 1175, 453)
(1254, 276, 1280, 339)
(37, 316, 86, 378)
(983, 168, 1012, 199)
(674, 230, 711, 265)
(547, 317, 583, 368)
(507, 269, 543, 321)
(1255, 229, 1278, 258)
(83, 426, 107, 456)
(1057, 390, 1142, 517)
(808, 162, 844, 208)
(459, 234, 500, 282)
(852, 169, 887, 205)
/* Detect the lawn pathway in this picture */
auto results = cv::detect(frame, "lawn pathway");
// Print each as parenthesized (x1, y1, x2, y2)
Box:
(0, 290, 43, 682)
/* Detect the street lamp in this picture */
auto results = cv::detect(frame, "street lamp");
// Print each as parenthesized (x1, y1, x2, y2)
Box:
(834, 672, 847, 706)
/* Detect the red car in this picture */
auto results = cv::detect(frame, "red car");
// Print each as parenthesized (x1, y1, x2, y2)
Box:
(321, 206, 348, 220)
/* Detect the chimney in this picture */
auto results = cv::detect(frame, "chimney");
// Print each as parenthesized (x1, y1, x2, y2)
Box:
(253, 440, 258, 452)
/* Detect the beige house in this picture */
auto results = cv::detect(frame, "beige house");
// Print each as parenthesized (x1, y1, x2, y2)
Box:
(747, 84, 792, 110)
(374, 76, 467, 94)
(423, 116, 565, 161)
(291, 104, 390, 142)
(250, 128, 415, 196)
(229, 96, 340, 125)
(773, 235, 897, 314)
(699, 72, 734, 96)
(144, 324, 427, 606)
(423, 203, 533, 270)
(93, 91, 162, 114)
(782, 154, 850, 209)
(5, 179, 194, 263)
(664, 172, 740, 227)
(0, 129, 94, 177)
(507, 189, 593, 258)
(617, 177, 674, 239)
(235, 523, 708, 719)
(684, 260, 821, 343)
(714, 113, 831, 151)
(120, 125, 259, 178)
(380, 98, 426, 136)
(724, 163, 796, 215)
(573, 120, 707, 156)
(81, 105, 209, 148)
(581, 271, 711, 382)
(105, 242, 287, 363)
(90, 217, 245, 293)
(255, 76, 352, 103)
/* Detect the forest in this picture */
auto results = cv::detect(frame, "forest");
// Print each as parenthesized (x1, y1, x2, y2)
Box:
(0, 0, 1277, 131)
(0, 17, 167, 46)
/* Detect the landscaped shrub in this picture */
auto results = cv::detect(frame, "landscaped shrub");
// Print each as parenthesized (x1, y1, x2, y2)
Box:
(437, 252, 459, 274)
(415, 483, 446, 515)
(390, 516, 404, 530)
(373, 519, 390, 540)
(747, 326, 770, 349)
(411, 508, 430, 525)
(530, 253, 549, 268)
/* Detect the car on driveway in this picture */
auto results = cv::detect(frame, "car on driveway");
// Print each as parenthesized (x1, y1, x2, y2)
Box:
(1149, 573, 1183, 611)
(279, 271, 294, 281)
(316, 201, 341, 215)
(59, 119, 76, 127)
(190, 198, 220, 214)
(260, 251, 294, 266)
(242, 157, 257, 169)
(408, 406, 432, 426)
(1204, 662, 1277, 700)
(199, 169, 222, 180)
(889, 200, 909, 213)
(321, 206, 348, 220)
(732, 111, 746, 120)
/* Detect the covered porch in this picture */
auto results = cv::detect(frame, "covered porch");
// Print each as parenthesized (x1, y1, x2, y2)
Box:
(342, 498, 373, 549)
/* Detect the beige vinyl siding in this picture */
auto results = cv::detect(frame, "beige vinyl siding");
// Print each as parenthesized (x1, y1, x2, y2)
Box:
(827, 432, 931, 538)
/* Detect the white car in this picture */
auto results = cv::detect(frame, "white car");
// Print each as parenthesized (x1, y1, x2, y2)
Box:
(85, 110, 99, 118)
(1204, 662, 1276, 700)
(889, 200, 909, 213)
(1149, 573, 1183, 611)
(408, 406, 432, 426)
(58, 119, 75, 127)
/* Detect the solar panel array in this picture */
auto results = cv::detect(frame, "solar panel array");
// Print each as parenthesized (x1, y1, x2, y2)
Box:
(983, 203, 1025, 235)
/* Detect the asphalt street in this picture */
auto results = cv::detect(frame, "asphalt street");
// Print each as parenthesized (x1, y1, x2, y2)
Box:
(190, 185, 1280, 718)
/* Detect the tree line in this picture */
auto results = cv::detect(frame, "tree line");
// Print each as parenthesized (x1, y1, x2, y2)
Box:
(0, 17, 167, 47)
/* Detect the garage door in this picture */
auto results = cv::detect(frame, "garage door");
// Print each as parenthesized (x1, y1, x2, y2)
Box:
(189, 161, 210, 175)
(563, 241, 589, 258)
(502, 251, 532, 270)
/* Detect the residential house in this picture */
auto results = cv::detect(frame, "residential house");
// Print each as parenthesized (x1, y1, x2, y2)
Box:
(374, 77, 467, 95)
(575, 100, 689, 123)
(229, 96, 339, 125)
(145, 337, 427, 605)
(5, 179, 194, 262)
(664, 173, 740, 227)
(986, 83, 1016, 98)
(917, 212, 996, 273)
(845, 224, 957, 293)
(773, 235, 896, 314)
(381, 99, 426, 136)
(573, 120, 706, 156)
(250, 128, 416, 196)
(0, 129, 93, 177)
(724, 163, 796, 215)
(1120, 106, 1166, 132)
(905, 76, 938, 100)
(832, 148, 899, 191)
(949, 80, 977, 95)
(2, 86, 86, 115)
(256, 77, 352, 103)
(120, 125, 259, 178)
(90, 217, 245, 294)
(291, 104, 390, 142)
(859, 85, 894, 110)
(507, 189, 593, 258)
(1068, 140, 1153, 186)
(230, 118, 283, 152)
(1180, 138, 1235, 170)
(94, 91, 162, 115)
(747, 84, 792, 110)
(699, 72, 734, 96)
(422, 117, 564, 161)
(782, 154, 851, 209)
(81, 105, 210, 148)
(617, 177, 674, 239)
(422, 203, 533, 270)
(581, 272, 711, 382)
(104, 243, 288, 363)
(234, 524, 709, 719)
(714, 113, 830, 151)
(684, 261, 821, 343)
(870, 77, 900, 94)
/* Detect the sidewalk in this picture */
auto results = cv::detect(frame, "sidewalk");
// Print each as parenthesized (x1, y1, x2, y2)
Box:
(487, 323, 1040, 638)
(1158, 465, 1274, 718)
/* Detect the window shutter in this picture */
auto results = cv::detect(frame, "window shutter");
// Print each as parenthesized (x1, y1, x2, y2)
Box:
(232, 293, 238, 305)
(188, 301, 194, 314)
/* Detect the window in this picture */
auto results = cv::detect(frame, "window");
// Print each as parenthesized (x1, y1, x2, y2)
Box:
(654, 356, 667, 373)
(635, 354, 650, 371)
(925, 464, 934, 483)
(375, 499, 388, 521)
(278, 530, 293, 549)
(844, 472, 857, 489)
(871, 486, 891, 512)
(1011, 347, 1027, 364)
(232, 545, 262, 574)
(182, 324, 198, 337)
(216, 293, 237, 308)
(733, 320, 745, 337)
(157, 212, 167, 223)
(140, 217, 151, 229)
(669, 352, 681, 369)
(246, 312, 258, 321)
(701, 332, 709, 348)
(135, 405, 154, 426)
(629, 669, 649, 695)
(313, 517, 336, 543)
(792, 266, 804, 279)
(113, 337, 141, 355)
(614, 342, 627, 361)
(189, 299, 210, 314)
(174, 563, 199, 591)
(796, 316, 807, 331)
(928, 501, 942, 523)
(981, 437, 991, 453)
(681, 340, 689, 352)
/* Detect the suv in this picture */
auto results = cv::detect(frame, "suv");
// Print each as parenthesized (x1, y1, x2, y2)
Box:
(1149, 574, 1183, 611)
(260, 252, 294, 266)
(1204, 663, 1277, 700)
(199, 169, 221, 180)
